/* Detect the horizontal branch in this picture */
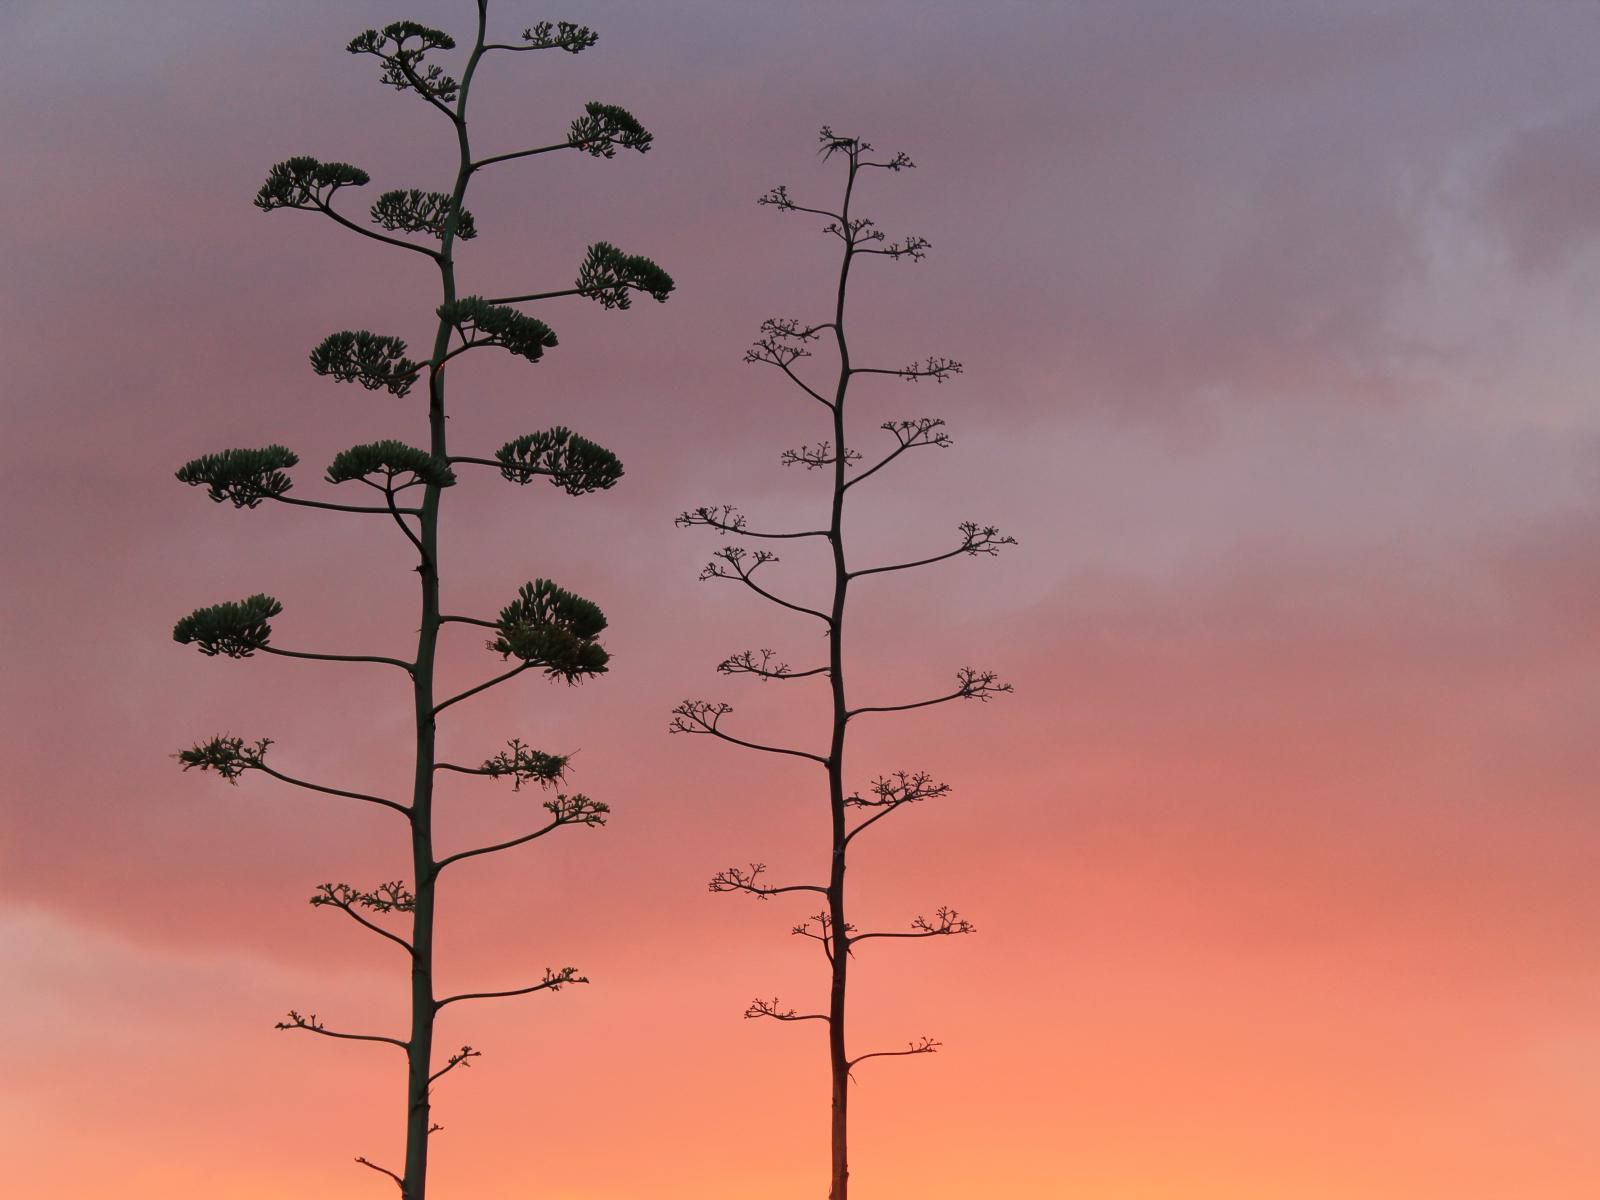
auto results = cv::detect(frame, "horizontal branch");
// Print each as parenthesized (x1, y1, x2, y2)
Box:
(847, 521, 1016, 579)
(676, 505, 830, 541)
(270, 494, 421, 516)
(849, 354, 959, 383)
(717, 648, 828, 682)
(436, 966, 587, 1010)
(253, 761, 412, 817)
(275, 1010, 408, 1051)
(260, 645, 415, 673)
(757, 186, 842, 223)
(434, 762, 494, 778)
(471, 141, 570, 171)
(781, 440, 860, 471)
(847, 1037, 940, 1071)
(708, 863, 826, 899)
(745, 996, 829, 1023)
(850, 907, 976, 947)
(481, 286, 585, 306)
(846, 668, 1011, 719)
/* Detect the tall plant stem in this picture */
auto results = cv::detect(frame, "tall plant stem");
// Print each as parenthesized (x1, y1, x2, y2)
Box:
(826, 148, 861, 1200)
(400, 7, 488, 1196)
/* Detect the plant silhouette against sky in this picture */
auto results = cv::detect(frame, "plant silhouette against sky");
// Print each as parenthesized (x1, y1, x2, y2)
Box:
(674, 127, 1014, 1200)
(172, 9, 671, 1197)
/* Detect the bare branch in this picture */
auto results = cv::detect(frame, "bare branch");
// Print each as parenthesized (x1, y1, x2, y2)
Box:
(669, 700, 828, 765)
(354, 1156, 404, 1192)
(852, 906, 976, 946)
(847, 667, 1012, 719)
(428, 1045, 481, 1085)
(260, 645, 416, 673)
(846, 770, 953, 808)
(760, 316, 834, 341)
(852, 355, 960, 381)
(745, 333, 810, 370)
(781, 441, 860, 471)
(844, 771, 952, 845)
(255, 760, 413, 815)
(274, 1010, 408, 1052)
(845, 418, 952, 491)
(382, 479, 428, 562)
(717, 648, 828, 682)
(269, 494, 422, 515)
(860, 149, 916, 172)
(436, 966, 587, 1010)
(433, 793, 608, 872)
(708, 862, 826, 899)
(675, 504, 830, 541)
(285, 197, 444, 261)
(470, 142, 572, 171)
(743, 319, 836, 407)
(793, 911, 854, 963)
(176, 735, 412, 817)
(479, 286, 584, 305)
(757, 185, 843, 224)
(848, 522, 1017, 579)
(438, 614, 499, 630)
(699, 546, 832, 624)
(826, 215, 894, 251)
(856, 234, 933, 261)
(433, 661, 535, 716)
(309, 881, 416, 955)
(745, 996, 830, 1023)
(847, 1037, 941, 1072)
(746, 353, 834, 408)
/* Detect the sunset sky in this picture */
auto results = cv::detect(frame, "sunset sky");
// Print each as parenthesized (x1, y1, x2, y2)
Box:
(4, 1, 1600, 1196)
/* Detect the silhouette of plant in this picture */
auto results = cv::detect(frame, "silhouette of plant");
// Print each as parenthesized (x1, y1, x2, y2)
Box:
(673, 127, 1013, 1199)
(172, 9, 670, 1197)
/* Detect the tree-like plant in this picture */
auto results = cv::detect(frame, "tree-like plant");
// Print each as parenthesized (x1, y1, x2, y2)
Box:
(172, 11, 671, 1197)
(672, 128, 1014, 1199)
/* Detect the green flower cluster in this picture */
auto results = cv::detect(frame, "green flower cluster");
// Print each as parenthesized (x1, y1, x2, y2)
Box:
(492, 580, 609, 681)
(176, 446, 299, 508)
(438, 297, 559, 364)
(173, 594, 283, 658)
(496, 427, 622, 494)
(326, 441, 456, 489)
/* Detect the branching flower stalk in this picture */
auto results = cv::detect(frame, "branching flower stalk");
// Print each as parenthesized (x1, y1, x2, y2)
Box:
(673, 128, 1013, 1200)
(172, 10, 671, 1198)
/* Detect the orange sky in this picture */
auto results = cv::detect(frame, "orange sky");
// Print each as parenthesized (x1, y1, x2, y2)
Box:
(4, 1, 1600, 1196)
